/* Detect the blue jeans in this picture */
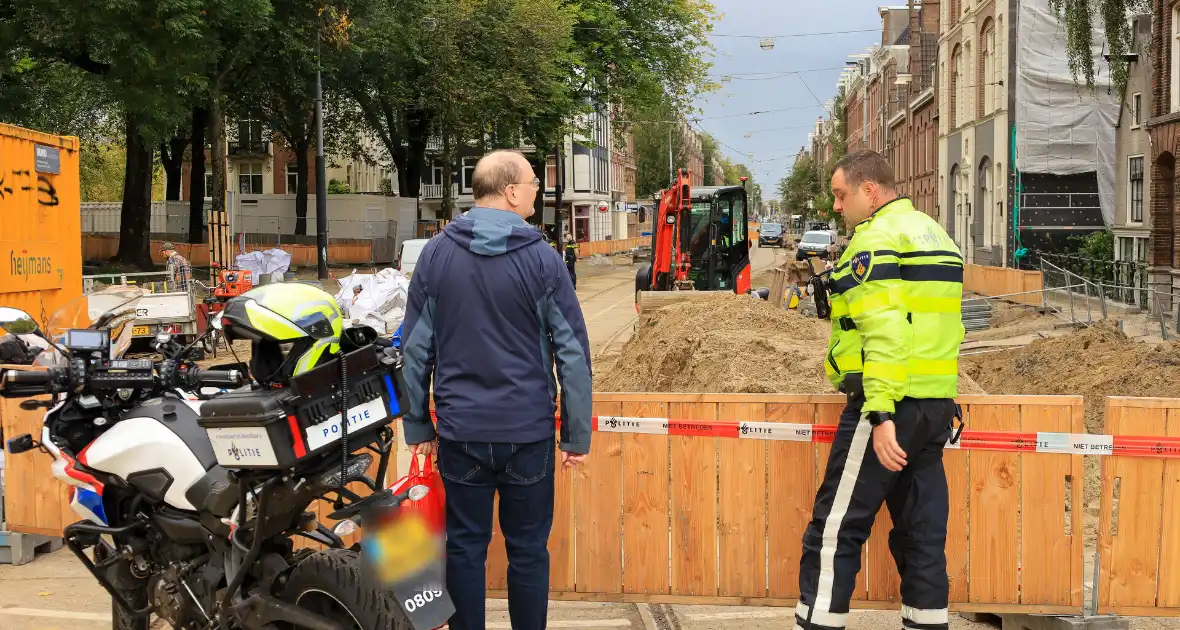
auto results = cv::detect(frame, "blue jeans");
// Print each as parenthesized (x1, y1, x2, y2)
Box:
(437, 437, 555, 630)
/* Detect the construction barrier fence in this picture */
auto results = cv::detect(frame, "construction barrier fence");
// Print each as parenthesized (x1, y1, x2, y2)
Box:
(3, 391, 1180, 616)
(575, 237, 650, 258)
(964, 264, 1044, 306)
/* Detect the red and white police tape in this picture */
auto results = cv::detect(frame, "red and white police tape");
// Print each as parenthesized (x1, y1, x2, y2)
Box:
(587, 416, 1180, 459)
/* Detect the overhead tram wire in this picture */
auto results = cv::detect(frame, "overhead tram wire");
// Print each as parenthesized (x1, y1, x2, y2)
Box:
(568, 25, 878, 39)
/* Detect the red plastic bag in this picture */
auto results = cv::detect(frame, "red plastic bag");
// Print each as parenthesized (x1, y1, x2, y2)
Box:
(390, 454, 446, 534)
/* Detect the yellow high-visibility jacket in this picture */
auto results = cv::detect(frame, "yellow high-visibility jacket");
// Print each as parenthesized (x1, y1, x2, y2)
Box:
(825, 197, 965, 413)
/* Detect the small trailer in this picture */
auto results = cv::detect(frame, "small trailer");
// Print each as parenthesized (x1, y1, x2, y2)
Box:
(82, 271, 198, 344)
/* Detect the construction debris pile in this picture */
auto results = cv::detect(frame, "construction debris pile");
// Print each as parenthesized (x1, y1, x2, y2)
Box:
(597, 293, 985, 395)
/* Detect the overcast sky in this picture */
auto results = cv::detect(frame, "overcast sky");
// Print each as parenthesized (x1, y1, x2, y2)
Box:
(692, 0, 882, 196)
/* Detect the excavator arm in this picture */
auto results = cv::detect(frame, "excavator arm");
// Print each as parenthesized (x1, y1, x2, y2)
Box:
(648, 168, 694, 291)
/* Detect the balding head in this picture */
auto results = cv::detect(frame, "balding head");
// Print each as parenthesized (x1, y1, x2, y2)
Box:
(473, 150, 538, 218)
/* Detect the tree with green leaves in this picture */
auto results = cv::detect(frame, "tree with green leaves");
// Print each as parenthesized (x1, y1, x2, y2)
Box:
(231, 0, 365, 235)
(1049, 0, 1149, 98)
(778, 154, 821, 218)
(0, 0, 275, 266)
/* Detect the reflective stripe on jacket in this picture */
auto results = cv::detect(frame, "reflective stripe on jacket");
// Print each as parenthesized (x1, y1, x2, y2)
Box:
(824, 197, 965, 413)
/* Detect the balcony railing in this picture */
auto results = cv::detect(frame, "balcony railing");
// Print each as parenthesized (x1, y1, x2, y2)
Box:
(229, 141, 270, 156)
(422, 183, 444, 199)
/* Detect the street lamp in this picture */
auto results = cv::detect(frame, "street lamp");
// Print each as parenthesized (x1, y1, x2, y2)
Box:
(759, 37, 775, 51)
(721, 75, 732, 84)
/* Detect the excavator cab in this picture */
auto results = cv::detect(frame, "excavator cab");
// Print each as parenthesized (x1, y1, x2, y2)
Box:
(683, 186, 752, 292)
(635, 169, 753, 299)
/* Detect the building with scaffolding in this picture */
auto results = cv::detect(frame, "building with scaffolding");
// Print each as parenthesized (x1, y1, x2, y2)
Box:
(939, 0, 1118, 268)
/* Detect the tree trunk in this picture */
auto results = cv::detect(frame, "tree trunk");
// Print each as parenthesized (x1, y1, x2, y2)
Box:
(295, 139, 311, 236)
(441, 135, 455, 221)
(160, 134, 187, 201)
(188, 105, 208, 244)
(404, 110, 430, 198)
(530, 148, 545, 226)
(113, 114, 155, 269)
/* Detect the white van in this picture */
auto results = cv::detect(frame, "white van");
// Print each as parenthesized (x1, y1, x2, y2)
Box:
(396, 238, 431, 277)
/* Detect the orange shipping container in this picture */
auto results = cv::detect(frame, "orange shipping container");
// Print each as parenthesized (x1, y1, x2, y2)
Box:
(0, 123, 82, 322)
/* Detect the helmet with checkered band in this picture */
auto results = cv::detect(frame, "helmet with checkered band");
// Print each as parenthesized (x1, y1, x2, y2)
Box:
(219, 283, 343, 384)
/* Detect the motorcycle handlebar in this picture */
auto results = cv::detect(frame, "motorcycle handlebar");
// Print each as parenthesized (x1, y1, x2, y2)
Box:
(0, 368, 63, 398)
(192, 369, 245, 389)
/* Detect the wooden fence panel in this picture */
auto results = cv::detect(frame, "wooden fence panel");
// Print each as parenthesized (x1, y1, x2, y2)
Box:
(1019, 403, 1085, 607)
(575, 401, 623, 594)
(669, 401, 719, 597)
(946, 426, 970, 602)
(1158, 408, 1180, 608)
(968, 403, 1021, 604)
(0, 371, 85, 536)
(1098, 398, 1180, 615)
(550, 440, 576, 591)
(621, 401, 670, 595)
(717, 402, 767, 598)
(963, 264, 1044, 306)
(767, 403, 819, 598)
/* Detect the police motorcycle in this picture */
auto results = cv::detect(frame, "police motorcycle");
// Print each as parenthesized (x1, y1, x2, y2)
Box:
(0, 285, 452, 630)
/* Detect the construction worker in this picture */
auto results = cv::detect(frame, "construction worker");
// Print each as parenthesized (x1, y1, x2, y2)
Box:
(797, 149, 964, 630)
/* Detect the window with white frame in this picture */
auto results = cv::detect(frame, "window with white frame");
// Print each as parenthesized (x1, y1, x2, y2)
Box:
(1131, 92, 1142, 128)
(1129, 156, 1144, 223)
(994, 16, 1004, 112)
(979, 158, 992, 246)
(981, 21, 996, 117)
(238, 162, 264, 194)
(286, 163, 300, 194)
(461, 157, 477, 193)
(1173, 5, 1180, 113)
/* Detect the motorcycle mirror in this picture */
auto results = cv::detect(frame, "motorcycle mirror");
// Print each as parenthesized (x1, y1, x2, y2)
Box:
(0, 308, 39, 336)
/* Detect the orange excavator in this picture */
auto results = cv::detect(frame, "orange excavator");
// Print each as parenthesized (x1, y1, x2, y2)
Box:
(635, 169, 765, 305)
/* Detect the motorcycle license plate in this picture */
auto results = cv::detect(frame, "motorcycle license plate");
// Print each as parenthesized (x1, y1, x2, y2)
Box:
(362, 513, 453, 629)
(132, 325, 151, 336)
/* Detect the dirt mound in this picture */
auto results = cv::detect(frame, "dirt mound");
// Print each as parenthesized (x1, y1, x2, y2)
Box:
(597, 293, 986, 395)
(596, 293, 831, 393)
(962, 321, 1180, 433)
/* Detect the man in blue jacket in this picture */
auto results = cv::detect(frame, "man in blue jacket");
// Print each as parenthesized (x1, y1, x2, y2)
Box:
(401, 150, 593, 630)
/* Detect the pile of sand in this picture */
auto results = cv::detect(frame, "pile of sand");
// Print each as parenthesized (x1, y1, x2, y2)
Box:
(596, 292, 986, 395)
(962, 321, 1180, 433)
(596, 293, 832, 393)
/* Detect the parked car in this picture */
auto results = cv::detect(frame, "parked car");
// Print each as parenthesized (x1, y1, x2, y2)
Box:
(396, 238, 431, 277)
(795, 230, 837, 261)
(758, 223, 785, 248)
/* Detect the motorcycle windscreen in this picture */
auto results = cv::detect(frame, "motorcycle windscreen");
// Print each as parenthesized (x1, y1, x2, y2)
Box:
(39, 286, 145, 362)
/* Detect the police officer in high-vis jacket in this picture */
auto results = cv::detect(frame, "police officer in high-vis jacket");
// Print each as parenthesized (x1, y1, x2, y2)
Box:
(797, 150, 964, 630)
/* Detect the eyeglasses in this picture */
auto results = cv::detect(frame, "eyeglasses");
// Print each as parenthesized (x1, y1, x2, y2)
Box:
(508, 177, 540, 190)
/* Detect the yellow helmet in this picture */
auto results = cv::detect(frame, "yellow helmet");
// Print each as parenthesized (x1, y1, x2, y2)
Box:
(220, 283, 343, 383)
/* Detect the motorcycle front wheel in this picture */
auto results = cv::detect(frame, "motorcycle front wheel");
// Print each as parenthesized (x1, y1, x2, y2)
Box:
(281, 548, 411, 630)
(93, 543, 149, 630)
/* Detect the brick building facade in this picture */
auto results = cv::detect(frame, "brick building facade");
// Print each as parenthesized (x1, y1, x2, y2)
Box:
(843, 3, 940, 219)
(1147, 3, 1180, 300)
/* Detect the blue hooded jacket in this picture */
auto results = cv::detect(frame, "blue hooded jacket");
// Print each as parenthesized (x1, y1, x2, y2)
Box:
(400, 207, 593, 454)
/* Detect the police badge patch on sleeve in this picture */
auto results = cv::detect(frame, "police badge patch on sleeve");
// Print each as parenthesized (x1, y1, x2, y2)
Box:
(851, 251, 872, 283)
